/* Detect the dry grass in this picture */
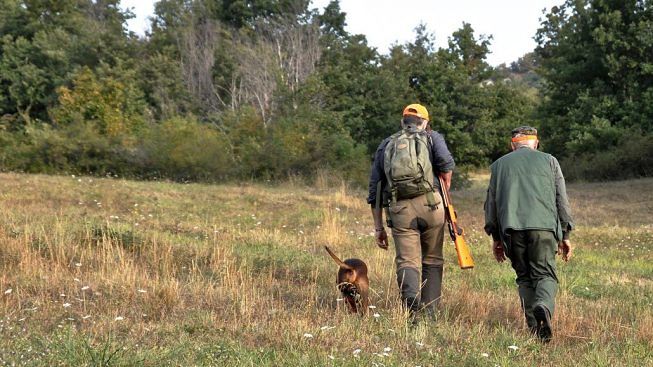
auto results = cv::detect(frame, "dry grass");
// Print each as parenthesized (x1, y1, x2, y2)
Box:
(0, 172, 652, 366)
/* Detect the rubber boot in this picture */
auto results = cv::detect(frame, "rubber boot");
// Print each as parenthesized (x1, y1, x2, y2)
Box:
(420, 264, 443, 320)
(396, 267, 420, 323)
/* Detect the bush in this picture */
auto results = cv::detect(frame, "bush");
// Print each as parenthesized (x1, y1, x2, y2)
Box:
(140, 117, 235, 181)
(0, 120, 133, 176)
(561, 134, 653, 181)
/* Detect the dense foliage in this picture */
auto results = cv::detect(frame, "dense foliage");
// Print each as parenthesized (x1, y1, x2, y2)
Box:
(535, 0, 653, 180)
(0, 0, 651, 183)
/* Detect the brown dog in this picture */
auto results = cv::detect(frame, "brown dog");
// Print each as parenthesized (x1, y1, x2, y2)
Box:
(324, 246, 369, 314)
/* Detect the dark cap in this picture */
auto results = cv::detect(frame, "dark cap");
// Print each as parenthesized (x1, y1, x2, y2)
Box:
(511, 126, 538, 137)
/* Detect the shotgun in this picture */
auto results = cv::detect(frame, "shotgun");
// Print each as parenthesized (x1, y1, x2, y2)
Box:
(438, 177, 474, 269)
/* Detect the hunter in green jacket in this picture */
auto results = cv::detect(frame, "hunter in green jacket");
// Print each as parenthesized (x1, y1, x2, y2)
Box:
(484, 126, 574, 343)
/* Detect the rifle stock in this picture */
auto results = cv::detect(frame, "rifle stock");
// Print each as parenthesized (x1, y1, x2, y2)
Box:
(438, 177, 475, 269)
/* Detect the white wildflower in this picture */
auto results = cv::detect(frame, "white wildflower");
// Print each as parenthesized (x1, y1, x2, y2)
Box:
(81, 286, 90, 291)
(4, 289, 12, 295)
(303, 333, 313, 338)
(137, 289, 147, 293)
(62, 303, 72, 308)
(373, 313, 381, 318)
(415, 342, 424, 347)
(481, 353, 490, 357)
(114, 316, 124, 321)
(352, 349, 361, 356)
(328, 355, 335, 360)
(368, 305, 377, 309)
(75, 263, 82, 267)
(82, 315, 92, 320)
(383, 347, 392, 352)
(508, 345, 519, 351)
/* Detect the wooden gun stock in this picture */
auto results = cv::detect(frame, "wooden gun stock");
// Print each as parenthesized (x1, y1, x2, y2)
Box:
(438, 177, 475, 269)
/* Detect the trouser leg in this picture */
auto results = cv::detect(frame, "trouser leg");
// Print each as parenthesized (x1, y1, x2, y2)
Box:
(390, 198, 423, 316)
(527, 231, 558, 317)
(518, 285, 537, 330)
(419, 192, 445, 312)
(396, 267, 420, 313)
(420, 264, 442, 311)
(506, 231, 537, 328)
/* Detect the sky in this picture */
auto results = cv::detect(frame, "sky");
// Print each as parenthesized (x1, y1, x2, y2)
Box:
(119, 0, 562, 66)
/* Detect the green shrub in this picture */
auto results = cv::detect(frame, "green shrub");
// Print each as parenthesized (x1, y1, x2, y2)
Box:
(561, 134, 653, 181)
(140, 117, 235, 181)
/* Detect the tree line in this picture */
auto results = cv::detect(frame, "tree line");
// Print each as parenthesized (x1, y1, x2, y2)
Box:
(0, 0, 651, 184)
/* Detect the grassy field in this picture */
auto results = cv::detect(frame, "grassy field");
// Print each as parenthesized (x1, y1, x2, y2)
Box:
(0, 172, 652, 366)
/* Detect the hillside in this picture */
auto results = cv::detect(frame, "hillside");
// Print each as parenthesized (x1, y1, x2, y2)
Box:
(0, 173, 652, 366)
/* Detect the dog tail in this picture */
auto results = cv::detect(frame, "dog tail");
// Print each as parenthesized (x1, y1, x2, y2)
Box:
(324, 246, 353, 270)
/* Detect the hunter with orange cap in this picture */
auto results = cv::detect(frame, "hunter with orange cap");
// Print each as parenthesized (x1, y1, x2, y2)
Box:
(368, 103, 455, 323)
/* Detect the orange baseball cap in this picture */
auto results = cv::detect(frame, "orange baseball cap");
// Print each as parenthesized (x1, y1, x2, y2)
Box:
(402, 103, 429, 121)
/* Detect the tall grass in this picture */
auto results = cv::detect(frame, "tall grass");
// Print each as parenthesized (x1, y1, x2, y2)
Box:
(0, 173, 651, 366)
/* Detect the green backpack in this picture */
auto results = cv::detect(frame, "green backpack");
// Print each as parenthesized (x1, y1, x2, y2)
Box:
(383, 128, 437, 204)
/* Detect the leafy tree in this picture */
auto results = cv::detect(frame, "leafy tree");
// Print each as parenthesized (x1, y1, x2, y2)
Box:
(0, 0, 136, 124)
(52, 66, 149, 137)
(535, 0, 653, 158)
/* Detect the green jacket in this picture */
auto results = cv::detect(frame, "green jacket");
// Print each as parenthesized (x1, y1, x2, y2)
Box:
(484, 147, 574, 242)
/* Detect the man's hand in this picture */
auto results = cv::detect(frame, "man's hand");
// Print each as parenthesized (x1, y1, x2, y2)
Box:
(558, 239, 572, 262)
(439, 171, 453, 191)
(375, 228, 389, 250)
(492, 240, 506, 263)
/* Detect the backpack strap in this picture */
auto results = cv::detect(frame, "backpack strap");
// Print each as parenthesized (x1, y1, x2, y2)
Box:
(386, 132, 400, 206)
(424, 131, 438, 209)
